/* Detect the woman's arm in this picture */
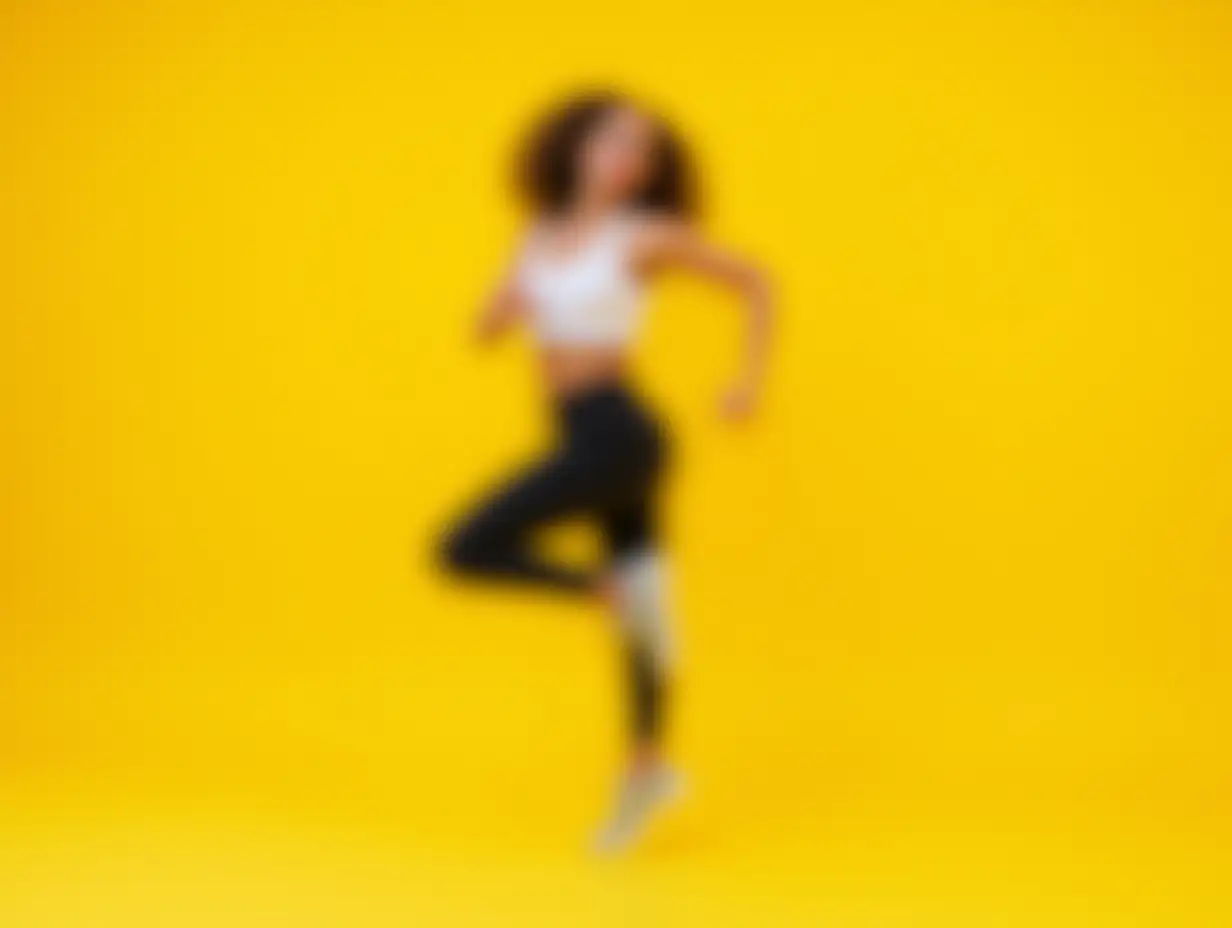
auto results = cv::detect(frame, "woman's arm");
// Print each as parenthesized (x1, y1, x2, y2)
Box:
(633, 219, 774, 419)
(474, 269, 526, 345)
(475, 228, 538, 345)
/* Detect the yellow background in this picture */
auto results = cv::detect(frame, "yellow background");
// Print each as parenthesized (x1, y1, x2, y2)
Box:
(2, 1, 1230, 924)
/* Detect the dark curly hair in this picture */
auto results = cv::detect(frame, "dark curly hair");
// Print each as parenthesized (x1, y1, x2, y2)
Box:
(515, 91, 698, 219)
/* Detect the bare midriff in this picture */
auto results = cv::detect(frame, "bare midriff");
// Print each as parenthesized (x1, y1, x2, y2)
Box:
(539, 346, 630, 398)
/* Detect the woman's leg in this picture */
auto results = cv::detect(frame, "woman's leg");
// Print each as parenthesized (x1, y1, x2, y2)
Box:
(593, 496, 684, 853)
(602, 500, 670, 755)
(624, 641, 666, 756)
(439, 451, 602, 594)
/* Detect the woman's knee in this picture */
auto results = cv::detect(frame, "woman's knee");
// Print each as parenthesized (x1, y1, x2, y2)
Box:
(438, 527, 472, 574)
(437, 521, 493, 575)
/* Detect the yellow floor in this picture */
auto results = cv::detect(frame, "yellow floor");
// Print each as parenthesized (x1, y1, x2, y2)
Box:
(4, 766, 1228, 926)
(3, 625, 1229, 927)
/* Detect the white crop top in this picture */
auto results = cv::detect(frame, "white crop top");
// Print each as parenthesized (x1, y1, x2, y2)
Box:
(516, 215, 644, 347)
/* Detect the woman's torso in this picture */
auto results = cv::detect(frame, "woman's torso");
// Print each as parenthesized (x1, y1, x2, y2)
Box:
(517, 212, 645, 397)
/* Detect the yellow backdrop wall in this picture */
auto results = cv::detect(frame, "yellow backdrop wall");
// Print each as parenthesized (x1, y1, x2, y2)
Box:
(2, 1, 1229, 924)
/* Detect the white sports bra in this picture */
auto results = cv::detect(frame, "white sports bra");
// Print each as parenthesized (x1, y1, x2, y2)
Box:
(517, 215, 644, 348)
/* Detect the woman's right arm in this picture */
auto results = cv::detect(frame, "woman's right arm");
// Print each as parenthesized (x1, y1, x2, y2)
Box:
(475, 232, 535, 345)
(474, 270, 526, 345)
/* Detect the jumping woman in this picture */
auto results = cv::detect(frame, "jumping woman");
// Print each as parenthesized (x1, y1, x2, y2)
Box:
(438, 91, 773, 853)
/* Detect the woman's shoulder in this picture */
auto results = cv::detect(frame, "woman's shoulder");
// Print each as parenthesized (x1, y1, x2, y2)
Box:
(621, 209, 695, 257)
(621, 207, 683, 231)
(512, 219, 553, 260)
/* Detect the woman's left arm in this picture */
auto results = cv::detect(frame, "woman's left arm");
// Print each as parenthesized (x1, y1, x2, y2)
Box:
(633, 219, 775, 420)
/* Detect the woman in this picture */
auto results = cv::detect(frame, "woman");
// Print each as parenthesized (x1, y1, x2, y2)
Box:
(438, 91, 773, 852)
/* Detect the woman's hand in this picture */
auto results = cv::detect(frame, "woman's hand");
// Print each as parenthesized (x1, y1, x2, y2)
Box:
(719, 378, 759, 421)
(632, 218, 774, 424)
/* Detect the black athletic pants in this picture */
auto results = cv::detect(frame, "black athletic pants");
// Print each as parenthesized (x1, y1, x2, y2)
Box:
(439, 383, 669, 742)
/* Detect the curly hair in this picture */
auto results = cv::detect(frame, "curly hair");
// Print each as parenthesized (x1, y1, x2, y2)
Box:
(515, 91, 698, 219)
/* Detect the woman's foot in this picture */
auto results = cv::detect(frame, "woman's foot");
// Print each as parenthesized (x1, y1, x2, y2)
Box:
(591, 762, 684, 854)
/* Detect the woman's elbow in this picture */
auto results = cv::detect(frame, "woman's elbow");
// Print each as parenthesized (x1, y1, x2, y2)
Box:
(743, 267, 774, 314)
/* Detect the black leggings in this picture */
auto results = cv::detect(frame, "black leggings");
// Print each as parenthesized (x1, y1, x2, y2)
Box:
(439, 384, 669, 742)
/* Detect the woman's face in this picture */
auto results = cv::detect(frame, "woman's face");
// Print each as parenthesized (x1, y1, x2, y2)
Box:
(577, 106, 657, 207)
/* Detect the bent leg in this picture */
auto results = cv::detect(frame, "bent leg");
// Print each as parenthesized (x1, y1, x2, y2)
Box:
(439, 453, 600, 594)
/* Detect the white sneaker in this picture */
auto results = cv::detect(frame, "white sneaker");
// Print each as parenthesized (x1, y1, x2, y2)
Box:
(613, 550, 676, 672)
(592, 764, 684, 855)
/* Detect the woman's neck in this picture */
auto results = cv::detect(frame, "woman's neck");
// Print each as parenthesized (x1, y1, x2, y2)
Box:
(564, 192, 622, 227)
